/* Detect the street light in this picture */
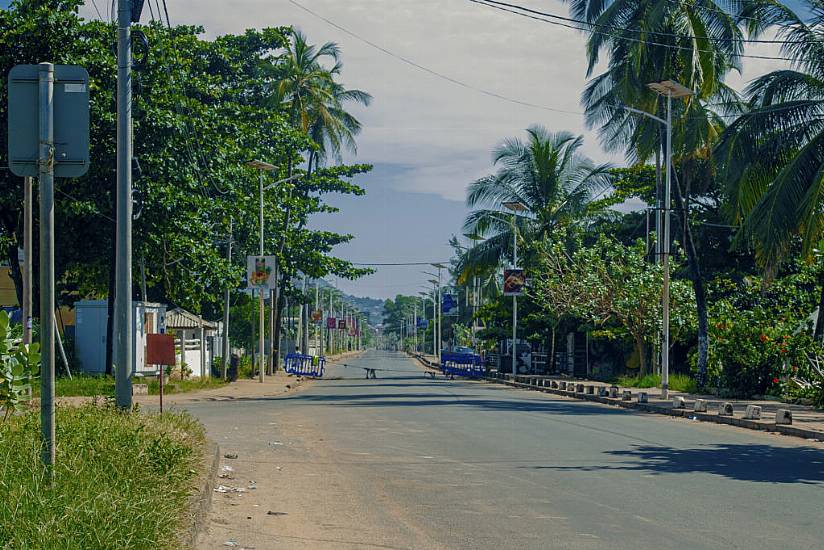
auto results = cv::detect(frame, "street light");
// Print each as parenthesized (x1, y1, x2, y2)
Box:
(622, 79, 693, 399)
(463, 233, 484, 350)
(503, 201, 528, 374)
(246, 159, 276, 383)
(431, 263, 447, 360)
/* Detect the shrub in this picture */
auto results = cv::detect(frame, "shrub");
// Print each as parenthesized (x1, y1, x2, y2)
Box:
(0, 311, 39, 421)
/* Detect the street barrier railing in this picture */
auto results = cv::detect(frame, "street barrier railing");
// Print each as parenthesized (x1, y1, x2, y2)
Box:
(284, 353, 325, 378)
(441, 352, 485, 378)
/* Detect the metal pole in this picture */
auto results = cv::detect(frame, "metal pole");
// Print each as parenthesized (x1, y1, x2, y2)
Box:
(512, 212, 518, 374)
(432, 286, 436, 357)
(662, 94, 672, 399)
(222, 217, 232, 379)
(38, 62, 55, 474)
(115, 0, 134, 408)
(258, 170, 265, 383)
(436, 270, 442, 362)
(23, 176, 32, 345)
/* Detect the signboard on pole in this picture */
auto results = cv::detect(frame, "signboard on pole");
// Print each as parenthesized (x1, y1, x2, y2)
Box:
(442, 293, 458, 315)
(146, 334, 176, 366)
(338, 319, 347, 330)
(8, 64, 90, 177)
(246, 255, 276, 290)
(503, 269, 526, 296)
(326, 317, 337, 329)
(417, 318, 428, 329)
(311, 309, 323, 323)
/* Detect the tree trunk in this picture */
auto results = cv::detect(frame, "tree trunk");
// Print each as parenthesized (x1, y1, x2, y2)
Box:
(272, 270, 289, 370)
(637, 334, 649, 376)
(549, 326, 556, 373)
(6, 239, 23, 307)
(672, 170, 709, 388)
(814, 272, 824, 342)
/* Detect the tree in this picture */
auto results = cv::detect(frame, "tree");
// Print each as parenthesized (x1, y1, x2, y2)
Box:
(532, 236, 695, 375)
(462, 127, 612, 271)
(715, 1, 824, 337)
(567, 0, 747, 385)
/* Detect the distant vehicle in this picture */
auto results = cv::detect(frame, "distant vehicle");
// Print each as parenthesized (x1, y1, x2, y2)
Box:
(453, 346, 475, 355)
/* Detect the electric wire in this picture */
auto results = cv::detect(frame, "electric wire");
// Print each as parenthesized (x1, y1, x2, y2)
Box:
(469, 0, 801, 61)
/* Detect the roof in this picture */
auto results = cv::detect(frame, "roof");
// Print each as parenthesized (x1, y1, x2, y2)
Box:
(166, 308, 218, 330)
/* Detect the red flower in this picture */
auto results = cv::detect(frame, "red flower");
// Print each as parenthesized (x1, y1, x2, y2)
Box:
(759, 334, 769, 343)
(772, 377, 780, 385)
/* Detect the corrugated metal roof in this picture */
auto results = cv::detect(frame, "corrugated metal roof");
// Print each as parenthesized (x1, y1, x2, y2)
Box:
(166, 308, 218, 330)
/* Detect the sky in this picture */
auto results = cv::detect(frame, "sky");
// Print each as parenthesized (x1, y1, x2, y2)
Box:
(67, 0, 793, 299)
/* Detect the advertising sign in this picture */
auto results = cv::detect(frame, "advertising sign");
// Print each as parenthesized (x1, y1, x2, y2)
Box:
(417, 318, 428, 328)
(503, 268, 526, 296)
(442, 293, 458, 315)
(311, 309, 323, 323)
(338, 319, 347, 330)
(326, 317, 337, 329)
(246, 255, 276, 290)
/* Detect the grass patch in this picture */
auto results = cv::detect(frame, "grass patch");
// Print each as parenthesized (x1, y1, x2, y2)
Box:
(32, 375, 228, 398)
(0, 402, 206, 548)
(615, 373, 698, 394)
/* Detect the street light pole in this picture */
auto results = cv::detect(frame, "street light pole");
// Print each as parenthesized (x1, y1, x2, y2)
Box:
(502, 202, 527, 374)
(662, 92, 673, 399)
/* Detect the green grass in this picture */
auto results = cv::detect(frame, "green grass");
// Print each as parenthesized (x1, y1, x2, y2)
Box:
(615, 373, 698, 394)
(32, 375, 228, 398)
(0, 402, 206, 548)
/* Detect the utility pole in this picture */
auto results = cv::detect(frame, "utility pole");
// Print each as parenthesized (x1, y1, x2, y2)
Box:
(38, 62, 56, 473)
(114, 0, 134, 408)
(222, 217, 232, 379)
(301, 275, 309, 354)
(23, 176, 32, 345)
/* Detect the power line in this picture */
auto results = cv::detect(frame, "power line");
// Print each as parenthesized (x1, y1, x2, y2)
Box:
(349, 261, 452, 266)
(470, 0, 799, 61)
(287, 0, 584, 116)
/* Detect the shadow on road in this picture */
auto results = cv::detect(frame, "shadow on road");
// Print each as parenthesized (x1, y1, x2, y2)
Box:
(523, 444, 824, 484)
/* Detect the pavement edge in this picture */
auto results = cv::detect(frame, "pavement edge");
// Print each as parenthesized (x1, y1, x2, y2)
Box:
(184, 438, 220, 548)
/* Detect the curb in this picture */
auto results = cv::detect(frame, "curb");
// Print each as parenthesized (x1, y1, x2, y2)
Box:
(185, 438, 220, 549)
(484, 376, 824, 442)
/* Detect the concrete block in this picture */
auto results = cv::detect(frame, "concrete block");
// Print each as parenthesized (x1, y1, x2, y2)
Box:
(132, 383, 148, 396)
(693, 399, 708, 413)
(622, 390, 632, 401)
(775, 408, 793, 425)
(609, 386, 618, 398)
(672, 396, 686, 409)
(719, 402, 734, 416)
(586, 385, 595, 395)
(744, 405, 762, 420)
(638, 392, 648, 403)
(575, 383, 585, 393)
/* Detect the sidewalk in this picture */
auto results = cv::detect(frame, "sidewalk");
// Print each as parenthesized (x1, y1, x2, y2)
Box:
(489, 372, 824, 441)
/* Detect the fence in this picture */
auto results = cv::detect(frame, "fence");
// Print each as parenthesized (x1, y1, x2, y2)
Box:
(284, 353, 326, 378)
(441, 352, 486, 378)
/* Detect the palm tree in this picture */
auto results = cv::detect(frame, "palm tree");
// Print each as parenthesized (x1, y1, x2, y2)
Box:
(716, 1, 824, 337)
(269, 29, 372, 367)
(462, 127, 612, 272)
(567, 0, 747, 385)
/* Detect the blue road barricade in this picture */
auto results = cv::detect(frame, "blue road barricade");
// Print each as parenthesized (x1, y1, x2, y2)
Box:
(284, 353, 325, 378)
(441, 352, 485, 378)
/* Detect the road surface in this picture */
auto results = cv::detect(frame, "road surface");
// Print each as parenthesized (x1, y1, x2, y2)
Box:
(186, 351, 824, 549)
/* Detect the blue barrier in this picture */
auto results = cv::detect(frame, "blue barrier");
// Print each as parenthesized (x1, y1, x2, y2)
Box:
(440, 352, 485, 378)
(284, 353, 325, 378)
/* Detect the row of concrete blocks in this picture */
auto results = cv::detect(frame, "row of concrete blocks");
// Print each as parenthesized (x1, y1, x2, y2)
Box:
(498, 375, 794, 426)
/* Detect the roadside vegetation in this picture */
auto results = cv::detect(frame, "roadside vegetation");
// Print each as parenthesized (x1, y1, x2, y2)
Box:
(0, 403, 206, 548)
(30, 374, 228, 398)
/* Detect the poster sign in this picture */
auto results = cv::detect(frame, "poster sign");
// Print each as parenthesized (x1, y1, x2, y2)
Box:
(417, 318, 428, 328)
(246, 255, 276, 290)
(442, 293, 458, 315)
(146, 334, 176, 366)
(326, 317, 337, 329)
(312, 309, 323, 323)
(338, 319, 347, 330)
(503, 268, 526, 296)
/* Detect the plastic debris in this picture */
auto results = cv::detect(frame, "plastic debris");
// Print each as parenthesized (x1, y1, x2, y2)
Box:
(224, 453, 239, 459)
(267, 511, 288, 516)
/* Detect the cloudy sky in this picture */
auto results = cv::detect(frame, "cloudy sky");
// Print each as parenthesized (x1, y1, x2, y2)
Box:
(68, 0, 794, 299)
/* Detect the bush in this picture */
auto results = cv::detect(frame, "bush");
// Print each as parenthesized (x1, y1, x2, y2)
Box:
(616, 373, 697, 394)
(0, 402, 206, 548)
(0, 311, 39, 420)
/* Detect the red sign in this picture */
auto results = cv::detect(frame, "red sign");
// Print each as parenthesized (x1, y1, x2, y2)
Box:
(146, 334, 176, 366)
(326, 317, 337, 329)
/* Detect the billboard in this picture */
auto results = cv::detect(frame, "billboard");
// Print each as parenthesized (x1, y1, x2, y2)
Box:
(312, 309, 323, 323)
(503, 268, 526, 296)
(246, 255, 276, 290)
(326, 317, 337, 329)
(338, 319, 347, 330)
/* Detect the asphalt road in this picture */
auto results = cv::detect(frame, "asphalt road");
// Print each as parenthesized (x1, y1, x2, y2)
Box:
(185, 351, 824, 550)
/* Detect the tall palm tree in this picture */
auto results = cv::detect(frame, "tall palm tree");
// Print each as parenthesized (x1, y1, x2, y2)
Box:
(269, 29, 372, 366)
(462, 127, 612, 271)
(716, 1, 824, 337)
(567, 0, 747, 384)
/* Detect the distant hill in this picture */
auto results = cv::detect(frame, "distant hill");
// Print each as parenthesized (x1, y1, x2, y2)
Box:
(312, 279, 385, 326)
